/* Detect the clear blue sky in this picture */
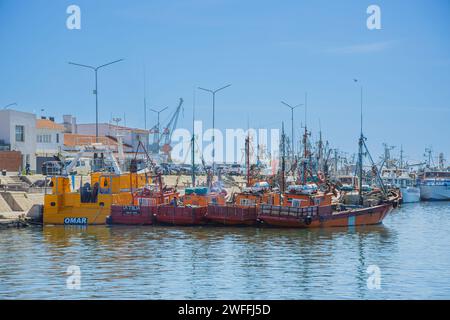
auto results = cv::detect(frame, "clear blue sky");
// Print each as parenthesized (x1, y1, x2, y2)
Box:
(0, 0, 449, 164)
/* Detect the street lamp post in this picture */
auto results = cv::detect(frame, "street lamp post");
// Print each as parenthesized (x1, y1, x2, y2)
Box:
(68, 59, 124, 142)
(3, 102, 17, 109)
(281, 101, 303, 158)
(149, 107, 168, 144)
(198, 84, 231, 174)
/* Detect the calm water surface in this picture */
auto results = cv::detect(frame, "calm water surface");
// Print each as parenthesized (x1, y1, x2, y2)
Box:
(1, 202, 450, 299)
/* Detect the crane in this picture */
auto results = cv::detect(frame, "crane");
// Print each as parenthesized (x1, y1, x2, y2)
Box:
(149, 98, 184, 162)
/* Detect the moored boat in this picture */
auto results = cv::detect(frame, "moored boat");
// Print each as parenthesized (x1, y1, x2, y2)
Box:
(206, 181, 280, 226)
(107, 183, 178, 225)
(150, 185, 226, 226)
(258, 202, 393, 228)
(155, 205, 208, 226)
(206, 205, 258, 226)
(43, 144, 148, 225)
(419, 170, 450, 201)
(381, 168, 420, 203)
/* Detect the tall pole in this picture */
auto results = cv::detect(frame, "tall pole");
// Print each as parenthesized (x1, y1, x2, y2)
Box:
(95, 70, 98, 140)
(281, 101, 303, 159)
(198, 84, 231, 175)
(149, 107, 168, 144)
(291, 108, 294, 157)
(68, 59, 124, 143)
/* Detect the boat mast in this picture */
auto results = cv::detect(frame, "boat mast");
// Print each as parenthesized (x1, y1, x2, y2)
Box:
(245, 133, 250, 186)
(191, 88, 196, 187)
(400, 145, 404, 169)
(357, 83, 364, 206)
(318, 120, 323, 173)
(281, 122, 286, 193)
(302, 92, 308, 185)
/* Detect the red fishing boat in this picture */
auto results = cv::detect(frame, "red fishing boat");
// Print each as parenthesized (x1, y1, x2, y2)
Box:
(154, 185, 226, 226)
(206, 205, 258, 226)
(155, 205, 208, 226)
(107, 184, 178, 225)
(258, 123, 401, 228)
(107, 166, 179, 226)
(206, 181, 280, 226)
(258, 201, 394, 228)
(205, 136, 281, 226)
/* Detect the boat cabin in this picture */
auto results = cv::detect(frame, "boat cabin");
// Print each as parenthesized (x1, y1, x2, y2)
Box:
(183, 187, 226, 207)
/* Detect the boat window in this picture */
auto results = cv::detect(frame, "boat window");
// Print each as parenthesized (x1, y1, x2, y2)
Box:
(292, 199, 301, 207)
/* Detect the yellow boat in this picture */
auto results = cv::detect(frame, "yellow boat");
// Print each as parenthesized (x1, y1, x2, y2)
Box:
(43, 143, 151, 225)
(43, 172, 150, 225)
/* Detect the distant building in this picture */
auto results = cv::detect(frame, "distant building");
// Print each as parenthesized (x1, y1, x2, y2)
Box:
(0, 109, 37, 171)
(63, 133, 133, 153)
(62, 114, 77, 134)
(75, 122, 149, 151)
(34, 118, 66, 173)
(36, 118, 65, 156)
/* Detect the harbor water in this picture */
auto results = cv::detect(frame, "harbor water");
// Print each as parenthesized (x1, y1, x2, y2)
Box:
(1, 202, 450, 299)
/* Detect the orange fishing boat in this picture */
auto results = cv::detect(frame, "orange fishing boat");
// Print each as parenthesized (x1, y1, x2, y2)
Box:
(154, 185, 226, 226)
(206, 181, 280, 226)
(107, 183, 178, 225)
(258, 202, 394, 228)
(259, 123, 401, 228)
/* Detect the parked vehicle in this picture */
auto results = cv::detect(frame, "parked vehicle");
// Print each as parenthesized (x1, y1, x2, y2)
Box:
(63, 157, 92, 175)
(228, 163, 241, 175)
(41, 160, 64, 176)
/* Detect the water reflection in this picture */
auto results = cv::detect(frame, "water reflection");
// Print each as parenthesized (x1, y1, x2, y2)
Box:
(2, 202, 450, 299)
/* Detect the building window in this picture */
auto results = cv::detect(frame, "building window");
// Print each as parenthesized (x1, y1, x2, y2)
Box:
(56, 133, 59, 143)
(37, 134, 52, 143)
(15, 125, 24, 142)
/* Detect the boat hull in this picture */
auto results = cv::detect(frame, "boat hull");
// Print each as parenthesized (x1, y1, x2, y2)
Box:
(155, 206, 207, 225)
(107, 205, 155, 225)
(400, 186, 421, 203)
(258, 204, 392, 228)
(206, 205, 258, 226)
(420, 185, 450, 201)
(43, 193, 116, 225)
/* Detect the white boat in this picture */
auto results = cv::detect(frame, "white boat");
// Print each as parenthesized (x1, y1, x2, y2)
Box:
(419, 170, 450, 201)
(381, 169, 421, 203)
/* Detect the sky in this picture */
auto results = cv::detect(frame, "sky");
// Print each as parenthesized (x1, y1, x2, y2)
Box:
(0, 0, 449, 164)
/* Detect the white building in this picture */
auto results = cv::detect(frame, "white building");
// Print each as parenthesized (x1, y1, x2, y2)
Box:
(36, 118, 65, 156)
(0, 109, 37, 171)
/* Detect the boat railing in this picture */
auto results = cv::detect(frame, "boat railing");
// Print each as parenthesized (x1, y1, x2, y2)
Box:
(260, 204, 319, 218)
